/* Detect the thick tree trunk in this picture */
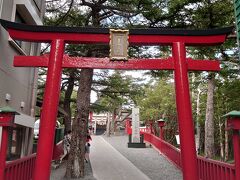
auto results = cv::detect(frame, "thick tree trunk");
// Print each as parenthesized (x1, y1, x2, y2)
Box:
(64, 3, 104, 178)
(65, 69, 93, 178)
(63, 70, 75, 133)
(204, 74, 215, 158)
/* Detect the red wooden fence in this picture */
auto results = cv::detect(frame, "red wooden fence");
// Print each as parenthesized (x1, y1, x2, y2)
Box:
(197, 156, 235, 180)
(143, 132, 182, 169)
(3, 127, 236, 180)
(4, 141, 64, 180)
(127, 127, 236, 180)
(4, 153, 36, 180)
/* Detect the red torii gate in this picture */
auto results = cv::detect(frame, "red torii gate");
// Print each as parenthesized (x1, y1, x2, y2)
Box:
(0, 19, 232, 180)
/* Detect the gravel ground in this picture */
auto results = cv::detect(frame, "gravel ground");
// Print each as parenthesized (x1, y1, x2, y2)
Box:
(102, 134, 182, 180)
(50, 161, 97, 180)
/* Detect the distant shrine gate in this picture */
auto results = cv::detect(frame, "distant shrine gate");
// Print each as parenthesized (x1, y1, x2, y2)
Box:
(0, 19, 232, 180)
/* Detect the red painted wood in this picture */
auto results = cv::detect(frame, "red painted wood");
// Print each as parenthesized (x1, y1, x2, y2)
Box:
(199, 152, 234, 180)
(233, 130, 240, 180)
(14, 56, 174, 69)
(4, 154, 36, 180)
(129, 34, 227, 45)
(213, 164, 216, 179)
(33, 39, 65, 180)
(0, 113, 15, 127)
(14, 55, 220, 71)
(8, 29, 109, 43)
(52, 141, 64, 160)
(187, 58, 220, 71)
(227, 118, 240, 130)
(173, 42, 199, 180)
(8, 29, 227, 45)
(0, 127, 8, 180)
(141, 131, 182, 169)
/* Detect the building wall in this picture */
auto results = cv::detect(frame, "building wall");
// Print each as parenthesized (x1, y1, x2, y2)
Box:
(32, 0, 45, 18)
(0, 0, 44, 114)
(0, 0, 45, 159)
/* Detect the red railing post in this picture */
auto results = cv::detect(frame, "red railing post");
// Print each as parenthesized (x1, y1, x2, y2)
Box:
(0, 127, 8, 180)
(33, 39, 65, 180)
(233, 130, 240, 180)
(173, 42, 199, 180)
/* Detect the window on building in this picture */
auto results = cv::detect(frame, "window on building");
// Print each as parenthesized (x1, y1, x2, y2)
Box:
(14, 11, 25, 47)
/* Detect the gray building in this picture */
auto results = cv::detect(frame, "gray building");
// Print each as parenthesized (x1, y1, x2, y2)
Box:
(0, 0, 45, 160)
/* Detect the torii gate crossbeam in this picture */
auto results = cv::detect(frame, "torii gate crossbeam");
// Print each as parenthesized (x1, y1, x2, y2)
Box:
(14, 55, 220, 71)
(0, 19, 232, 180)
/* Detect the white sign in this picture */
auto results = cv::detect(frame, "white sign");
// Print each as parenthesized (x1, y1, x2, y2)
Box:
(132, 108, 140, 143)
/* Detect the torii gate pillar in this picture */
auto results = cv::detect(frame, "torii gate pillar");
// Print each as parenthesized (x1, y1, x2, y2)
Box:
(33, 39, 65, 180)
(173, 42, 198, 180)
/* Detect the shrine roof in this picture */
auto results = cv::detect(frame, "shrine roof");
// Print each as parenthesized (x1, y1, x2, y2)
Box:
(0, 19, 233, 36)
(0, 106, 19, 114)
(223, 111, 240, 118)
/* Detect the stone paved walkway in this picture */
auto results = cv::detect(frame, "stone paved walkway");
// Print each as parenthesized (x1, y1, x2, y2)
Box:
(90, 136, 151, 180)
(51, 134, 182, 180)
